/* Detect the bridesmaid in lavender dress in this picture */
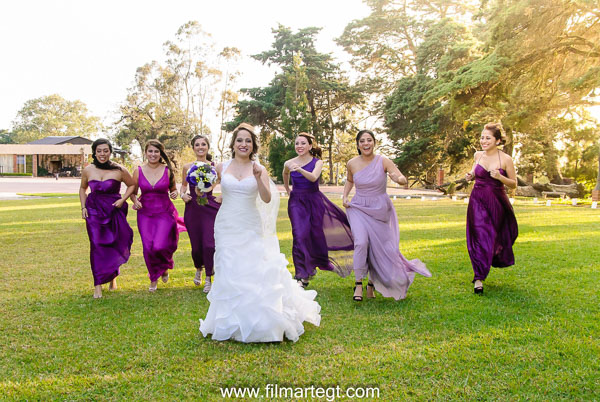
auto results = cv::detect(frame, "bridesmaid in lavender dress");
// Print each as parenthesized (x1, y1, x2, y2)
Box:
(131, 139, 185, 292)
(465, 123, 518, 294)
(180, 135, 221, 293)
(79, 139, 134, 299)
(283, 132, 353, 288)
(343, 130, 431, 301)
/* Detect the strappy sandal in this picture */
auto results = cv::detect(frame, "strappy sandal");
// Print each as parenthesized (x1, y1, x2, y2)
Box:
(366, 282, 376, 299)
(295, 277, 309, 288)
(193, 270, 202, 286)
(203, 279, 212, 293)
(353, 281, 363, 301)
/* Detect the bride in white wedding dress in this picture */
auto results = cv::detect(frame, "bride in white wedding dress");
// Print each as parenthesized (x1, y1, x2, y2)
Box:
(199, 123, 321, 342)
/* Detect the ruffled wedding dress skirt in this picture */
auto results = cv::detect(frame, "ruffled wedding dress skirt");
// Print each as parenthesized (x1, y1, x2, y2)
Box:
(199, 170, 321, 342)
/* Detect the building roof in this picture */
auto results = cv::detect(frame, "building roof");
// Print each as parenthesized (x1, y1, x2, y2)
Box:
(28, 136, 93, 145)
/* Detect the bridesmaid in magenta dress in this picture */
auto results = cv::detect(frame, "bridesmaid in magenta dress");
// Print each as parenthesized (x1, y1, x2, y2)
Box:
(180, 135, 221, 293)
(131, 139, 186, 292)
(465, 123, 518, 294)
(79, 139, 134, 299)
(343, 130, 431, 301)
(283, 132, 353, 288)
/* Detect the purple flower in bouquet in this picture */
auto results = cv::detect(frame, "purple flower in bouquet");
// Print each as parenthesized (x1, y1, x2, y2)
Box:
(186, 162, 217, 205)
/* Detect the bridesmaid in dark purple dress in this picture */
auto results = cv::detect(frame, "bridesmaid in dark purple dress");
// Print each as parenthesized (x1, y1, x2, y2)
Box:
(131, 139, 185, 292)
(465, 123, 518, 294)
(180, 135, 221, 293)
(79, 139, 135, 299)
(283, 132, 354, 288)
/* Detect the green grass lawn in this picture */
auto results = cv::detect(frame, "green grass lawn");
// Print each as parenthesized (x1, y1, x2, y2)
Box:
(1, 197, 599, 400)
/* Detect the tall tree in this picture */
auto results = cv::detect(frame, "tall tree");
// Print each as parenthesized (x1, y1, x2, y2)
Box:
(11, 94, 101, 143)
(114, 61, 193, 164)
(216, 47, 241, 161)
(163, 21, 223, 137)
(346, 0, 600, 181)
(115, 21, 232, 165)
(229, 25, 363, 181)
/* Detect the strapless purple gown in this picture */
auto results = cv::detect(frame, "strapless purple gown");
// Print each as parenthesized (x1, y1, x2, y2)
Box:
(288, 158, 354, 279)
(347, 155, 431, 300)
(467, 164, 518, 281)
(184, 181, 220, 276)
(137, 166, 186, 282)
(85, 179, 133, 285)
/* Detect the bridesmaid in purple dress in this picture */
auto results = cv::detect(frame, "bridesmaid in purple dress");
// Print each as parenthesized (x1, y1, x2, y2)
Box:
(131, 139, 185, 292)
(180, 135, 221, 293)
(283, 133, 354, 288)
(79, 139, 134, 299)
(465, 123, 518, 294)
(343, 130, 431, 301)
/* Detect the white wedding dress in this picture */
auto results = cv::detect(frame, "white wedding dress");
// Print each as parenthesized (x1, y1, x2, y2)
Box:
(199, 160, 321, 342)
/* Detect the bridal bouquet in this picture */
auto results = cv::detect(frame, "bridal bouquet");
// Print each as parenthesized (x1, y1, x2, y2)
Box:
(186, 162, 217, 205)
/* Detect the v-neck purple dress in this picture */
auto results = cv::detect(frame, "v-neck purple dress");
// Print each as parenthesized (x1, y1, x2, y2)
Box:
(137, 166, 185, 281)
(85, 179, 133, 285)
(346, 155, 431, 300)
(288, 158, 354, 280)
(466, 164, 518, 281)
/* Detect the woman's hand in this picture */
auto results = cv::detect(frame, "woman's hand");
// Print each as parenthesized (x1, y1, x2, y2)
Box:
(132, 200, 142, 210)
(181, 193, 192, 203)
(252, 162, 263, 180)
(288, 163, 301, 172)
(169, 190, 178, 200)
(112, 198, 125, 209)
(343, 196, 350, 208)
(81, 207, 88, 219)
(215, 195, 222, 204)
(389, 171, 407, 185)
(489, 169, 501, 180)
(465, 171, 474, 181)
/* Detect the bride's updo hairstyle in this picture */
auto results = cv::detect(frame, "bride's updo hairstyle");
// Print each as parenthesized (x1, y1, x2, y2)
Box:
(230, 122, 259, 160)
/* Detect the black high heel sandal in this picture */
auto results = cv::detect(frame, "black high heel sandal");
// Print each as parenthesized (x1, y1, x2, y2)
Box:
(353, 281, 363, 301)
(474, 285, 483, 294)
(366, 282, 375, 299)
(296, 278, 309, 288)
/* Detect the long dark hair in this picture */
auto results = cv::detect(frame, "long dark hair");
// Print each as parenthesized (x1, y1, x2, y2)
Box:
(356, 129, 376, 155)
(145, 139, 175, 188)
(298, 132, 322, 159)
(91, 138, 120, 170)
(230, 123, 259, 160)
(190, 135, 213, 161)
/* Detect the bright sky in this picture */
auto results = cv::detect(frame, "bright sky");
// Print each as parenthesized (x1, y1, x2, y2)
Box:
(0, 0, 370, 130)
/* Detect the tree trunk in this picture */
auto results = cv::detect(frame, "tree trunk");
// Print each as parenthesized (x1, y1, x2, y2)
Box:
(503, 126, 514, 157)
(542, 140, 563, 184)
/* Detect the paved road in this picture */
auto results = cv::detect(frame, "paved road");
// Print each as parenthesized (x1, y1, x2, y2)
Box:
(0, 177, 443, 200)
